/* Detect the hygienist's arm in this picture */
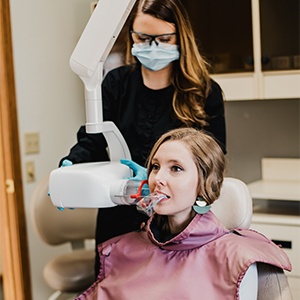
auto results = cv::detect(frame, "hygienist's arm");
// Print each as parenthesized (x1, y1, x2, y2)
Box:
(59, 126, 109, 166)
(239, 263, 258, 300)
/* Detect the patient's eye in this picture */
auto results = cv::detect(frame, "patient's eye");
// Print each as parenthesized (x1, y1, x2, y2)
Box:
(171, 165, 183, 172)
(151, 163, 160, 171)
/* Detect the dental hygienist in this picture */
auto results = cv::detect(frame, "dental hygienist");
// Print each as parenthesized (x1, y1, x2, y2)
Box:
(59, 0, 226, 277)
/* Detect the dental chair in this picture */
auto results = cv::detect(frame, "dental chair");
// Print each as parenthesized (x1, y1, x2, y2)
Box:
(31, 175, 292, 300)
(30, 175, 98, 300)
(212, 177, 292, 300)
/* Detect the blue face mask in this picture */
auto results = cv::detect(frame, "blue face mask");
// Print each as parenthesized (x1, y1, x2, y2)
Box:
(131, 43, 180, 71)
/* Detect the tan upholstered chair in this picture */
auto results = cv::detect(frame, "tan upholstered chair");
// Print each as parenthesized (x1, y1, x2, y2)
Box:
(31, 175, 98, 300)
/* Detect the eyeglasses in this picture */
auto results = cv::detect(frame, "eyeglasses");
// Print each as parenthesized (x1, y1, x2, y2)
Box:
(131, 30, 177, 46)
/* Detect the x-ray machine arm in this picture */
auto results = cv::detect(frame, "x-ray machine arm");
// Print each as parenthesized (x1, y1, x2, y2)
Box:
(70, 0, 136, 161)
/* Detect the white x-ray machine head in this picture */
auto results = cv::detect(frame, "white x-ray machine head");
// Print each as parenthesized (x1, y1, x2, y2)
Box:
(49, 0, 140, 208)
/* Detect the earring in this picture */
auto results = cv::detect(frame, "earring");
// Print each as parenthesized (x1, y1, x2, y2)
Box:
(193, 196, 211, 214)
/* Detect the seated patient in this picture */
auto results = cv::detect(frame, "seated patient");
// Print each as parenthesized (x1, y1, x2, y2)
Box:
(77, 128, 291, 300)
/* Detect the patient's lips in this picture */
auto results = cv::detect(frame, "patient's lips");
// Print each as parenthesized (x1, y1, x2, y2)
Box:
(136, 192, 168, 216)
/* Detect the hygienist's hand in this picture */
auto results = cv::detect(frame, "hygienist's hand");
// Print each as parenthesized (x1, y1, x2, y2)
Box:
(61, 159, 73, 167)
(120, 159, 147, 181)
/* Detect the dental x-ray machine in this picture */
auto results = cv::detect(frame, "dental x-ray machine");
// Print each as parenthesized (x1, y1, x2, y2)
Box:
(49, 0, 143, 209)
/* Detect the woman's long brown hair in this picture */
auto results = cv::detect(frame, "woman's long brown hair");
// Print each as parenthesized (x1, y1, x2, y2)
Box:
(125, 0, 212, 127)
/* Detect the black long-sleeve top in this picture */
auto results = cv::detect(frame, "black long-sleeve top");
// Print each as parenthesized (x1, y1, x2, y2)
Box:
(60, 65, 226, 166)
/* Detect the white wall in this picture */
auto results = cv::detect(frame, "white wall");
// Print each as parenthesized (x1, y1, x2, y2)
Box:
(225, 99, 300, 183)
(9, 0, 91, 299)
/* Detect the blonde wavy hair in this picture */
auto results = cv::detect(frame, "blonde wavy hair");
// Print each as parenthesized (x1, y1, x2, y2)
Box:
(125, 0, 212, 127)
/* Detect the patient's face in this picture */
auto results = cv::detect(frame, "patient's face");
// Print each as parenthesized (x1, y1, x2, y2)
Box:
(148, 140, 198, 222)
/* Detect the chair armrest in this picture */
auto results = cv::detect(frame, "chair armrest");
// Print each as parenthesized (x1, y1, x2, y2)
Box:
(257, 263, 292, 300)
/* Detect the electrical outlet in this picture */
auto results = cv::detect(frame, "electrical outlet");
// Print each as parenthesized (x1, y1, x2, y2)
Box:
(24, 132, 39, 154)
(25, 161, 35, 183)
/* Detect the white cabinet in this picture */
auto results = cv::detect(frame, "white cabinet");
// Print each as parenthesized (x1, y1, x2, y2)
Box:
(211, 70, 300, 101)
(248, 158, 300, 299)
(183, 0, 300, 100)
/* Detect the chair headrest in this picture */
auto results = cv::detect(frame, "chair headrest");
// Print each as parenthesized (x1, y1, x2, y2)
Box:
(211, 177, 253, 229)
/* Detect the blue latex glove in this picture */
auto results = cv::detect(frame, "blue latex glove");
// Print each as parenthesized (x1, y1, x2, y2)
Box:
(61, 159, 73, 167)
(120, 159, 147, 181)
(48, 159, 73, 211)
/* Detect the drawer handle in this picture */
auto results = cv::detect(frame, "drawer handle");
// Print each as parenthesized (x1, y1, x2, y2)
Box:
(272, 239, 292, 249)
